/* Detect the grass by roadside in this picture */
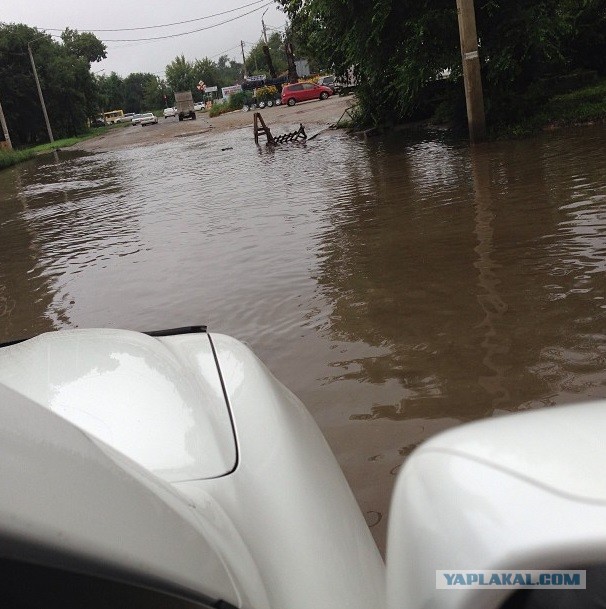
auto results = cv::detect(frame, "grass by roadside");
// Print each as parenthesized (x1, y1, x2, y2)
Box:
(0, 148, 37, 169)
(0, 126, 118, 170)
(541, 79, 606, 127)
(491, 77, 606, 138)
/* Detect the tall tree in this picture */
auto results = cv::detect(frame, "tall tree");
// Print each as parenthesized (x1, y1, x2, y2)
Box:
(0, 23, 105, 145)
(192, 58, 221, 98)
(97, 72, 126, 111)
(142, 75, 164, 110)
(60, 28, 107, 65)
(122, 73, 159, 113)
(165, 55, 197, 93)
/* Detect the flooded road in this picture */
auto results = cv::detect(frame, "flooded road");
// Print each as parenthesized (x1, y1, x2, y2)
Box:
(1, 122, 605, 553)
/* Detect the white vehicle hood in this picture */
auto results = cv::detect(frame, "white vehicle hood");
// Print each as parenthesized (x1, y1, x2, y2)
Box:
(0, 329, 236, 482)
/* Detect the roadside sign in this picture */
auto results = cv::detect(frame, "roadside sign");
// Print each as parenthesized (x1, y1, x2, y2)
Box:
(221, 85, 242, 97)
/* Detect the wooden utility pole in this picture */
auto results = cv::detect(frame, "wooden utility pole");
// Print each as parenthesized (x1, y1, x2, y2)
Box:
(240, 40, 247, 78)
(28, 42, 54, 144)
(262, 9, 277, 79)
(0, 97, 12, 150)
(456, 0, 486, 143)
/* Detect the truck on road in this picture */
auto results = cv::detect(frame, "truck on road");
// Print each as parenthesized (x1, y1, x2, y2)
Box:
(174, 91, 197, 121)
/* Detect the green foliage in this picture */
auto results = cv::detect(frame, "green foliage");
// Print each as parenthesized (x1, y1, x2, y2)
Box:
(0, 131, 107, 171)
(486, 77, 606, 138)
(0, 23, 106, 146)
(278, 0, 606, 130)
(122, 73, 162, 113)
(208, 92, 248, 117)
(165, 55, 197, 93)
(245, 32, 288, 77)
(0, 148, 36, 170)
(542, 78, 606, 123)
(60, 28, 107, 64)
(29, 135, 95, 152)
(164, 54, 245, 104)
(97, 72, 125, 111)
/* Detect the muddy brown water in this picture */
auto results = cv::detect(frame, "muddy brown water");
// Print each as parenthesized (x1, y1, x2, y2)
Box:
(1, 123, 605, 554)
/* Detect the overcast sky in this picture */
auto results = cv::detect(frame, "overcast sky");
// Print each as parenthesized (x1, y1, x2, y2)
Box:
(2, 0, 288, 79)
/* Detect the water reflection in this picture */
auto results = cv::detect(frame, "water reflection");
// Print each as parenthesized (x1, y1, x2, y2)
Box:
(0, 155, 68, 340)
(471, 145, 511, 412)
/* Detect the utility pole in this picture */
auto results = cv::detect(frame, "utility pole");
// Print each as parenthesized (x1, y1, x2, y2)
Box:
(0, 97, 12, 150)
(284, 41, 298, 83)
(28, 42, 54, 144)
(456, 0, 486, 143)
(262, 10, 269, 44)
(240, 40, 247, 78)
(261, 9, 277, 79)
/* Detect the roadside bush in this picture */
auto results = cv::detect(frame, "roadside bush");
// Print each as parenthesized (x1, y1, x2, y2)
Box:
(209, 92, 247, 117)
(254, 85, 278, 102)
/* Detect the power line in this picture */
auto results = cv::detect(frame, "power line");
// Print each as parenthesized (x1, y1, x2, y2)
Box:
(99, 2, 274, 42)
(209, 44, 242, 59)
(38, 0, 267, 33)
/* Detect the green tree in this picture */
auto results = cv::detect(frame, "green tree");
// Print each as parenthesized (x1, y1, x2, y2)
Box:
(0, 23, 105, 145)
(122, 73, 159, 113)
(165, 55, 197, 93)
(192, 58, 222, 99)
(97, 72, 126, 111)
(142, 75, 164, 110)
(60, 28, 107, 64)
(217, 54, 244, 85)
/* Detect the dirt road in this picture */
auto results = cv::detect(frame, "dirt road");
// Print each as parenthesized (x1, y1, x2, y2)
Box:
(74, 95, 355, 153)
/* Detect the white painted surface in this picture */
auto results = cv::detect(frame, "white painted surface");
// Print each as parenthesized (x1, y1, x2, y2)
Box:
(181, 333, 386, 609)
(0, 329, 385, 608)
(386, 401, 606, 609)
(0, 329, 236, 482)
(0, 384, 243, 607)
(10, 330, 604, 609)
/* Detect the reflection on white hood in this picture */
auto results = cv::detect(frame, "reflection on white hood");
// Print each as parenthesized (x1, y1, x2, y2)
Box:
(0, 329, 236, 482)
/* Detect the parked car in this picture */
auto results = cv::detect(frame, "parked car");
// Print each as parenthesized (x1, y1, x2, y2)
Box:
(140, 112, 158, 126)
(317, 71, 357, 95)
(281, 82, 333, 106)
(193, 102, 204, 111)
(1, 326, 605, 609)
(131, 112, 157, 126)
(317, 75, 338, 92)
(116, 112, 136, 123)
(163, 107, 178, 118)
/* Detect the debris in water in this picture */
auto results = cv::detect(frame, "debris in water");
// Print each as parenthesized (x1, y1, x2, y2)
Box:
(253, 112, 307, 146)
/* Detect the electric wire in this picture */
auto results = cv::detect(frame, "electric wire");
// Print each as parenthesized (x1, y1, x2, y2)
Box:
(98, 2, 274, 42)
(37, 0, 267, 33)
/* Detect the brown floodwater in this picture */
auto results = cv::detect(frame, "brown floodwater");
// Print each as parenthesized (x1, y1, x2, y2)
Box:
(1, 124, 605, 553)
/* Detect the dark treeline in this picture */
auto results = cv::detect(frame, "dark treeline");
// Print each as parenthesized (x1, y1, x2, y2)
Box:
(0, 24, 106, 146)
(278, 0, 606, 131)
